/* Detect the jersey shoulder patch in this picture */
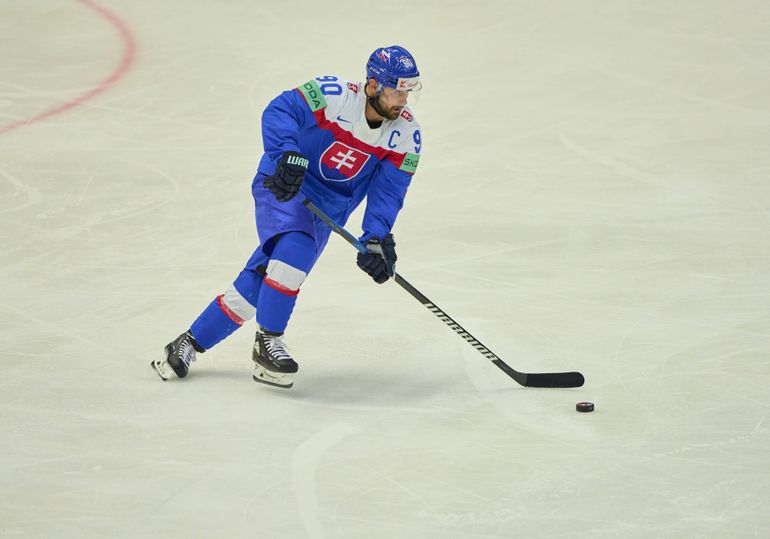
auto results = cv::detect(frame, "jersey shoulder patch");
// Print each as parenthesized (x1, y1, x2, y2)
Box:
(296, 75, 358, 117)
(396, 151, 420, 174)
(388, 109, 422, 174)
(296, 79, 327, 112)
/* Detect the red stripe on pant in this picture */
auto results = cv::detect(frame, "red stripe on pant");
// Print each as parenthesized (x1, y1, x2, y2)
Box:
(264, 278, 300, 297)
(216, 294, 245, 325)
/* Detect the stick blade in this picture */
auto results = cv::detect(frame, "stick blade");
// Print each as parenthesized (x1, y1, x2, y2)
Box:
(523, 371, 585, 388)
(491, 360, 585, 388)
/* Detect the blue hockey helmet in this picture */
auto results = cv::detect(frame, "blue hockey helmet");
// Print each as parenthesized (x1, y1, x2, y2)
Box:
(366, 46, 421, 96)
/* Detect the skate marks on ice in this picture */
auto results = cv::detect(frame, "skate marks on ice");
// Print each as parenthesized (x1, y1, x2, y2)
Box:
(557, 131, 665, 187)
(575, 60, 769, 117)
(458, 316, 598, 442)
(247, 319, 467, 415)
(0, 169, 42, 214)
(291, 423, 359, 539)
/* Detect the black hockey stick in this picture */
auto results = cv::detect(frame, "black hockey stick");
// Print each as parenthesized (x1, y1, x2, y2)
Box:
(301, 197, 584, 388)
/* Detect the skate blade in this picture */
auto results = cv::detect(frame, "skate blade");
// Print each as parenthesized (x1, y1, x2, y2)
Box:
(151, 358, 172, 381)
(252, 365, 294, 389)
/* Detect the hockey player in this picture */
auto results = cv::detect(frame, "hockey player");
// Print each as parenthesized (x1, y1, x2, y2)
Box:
(152, 46, 423, 388)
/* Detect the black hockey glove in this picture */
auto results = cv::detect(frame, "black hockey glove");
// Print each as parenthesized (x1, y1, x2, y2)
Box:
(263, 151, 309, 202)
(357, 234, 397, 284)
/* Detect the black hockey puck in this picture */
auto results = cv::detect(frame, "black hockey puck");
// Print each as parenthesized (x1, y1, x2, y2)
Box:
(576, 402, 594, 413)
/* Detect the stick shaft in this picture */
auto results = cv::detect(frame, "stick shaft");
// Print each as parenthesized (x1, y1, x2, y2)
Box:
(300, 197, 584, 388)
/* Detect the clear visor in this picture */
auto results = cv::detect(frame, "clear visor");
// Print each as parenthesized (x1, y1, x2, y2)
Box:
(388, 77, 422, 106)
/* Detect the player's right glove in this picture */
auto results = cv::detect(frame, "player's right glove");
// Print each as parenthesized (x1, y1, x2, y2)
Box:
(263, 151, 309, 202)
(357, 234, 397, 284)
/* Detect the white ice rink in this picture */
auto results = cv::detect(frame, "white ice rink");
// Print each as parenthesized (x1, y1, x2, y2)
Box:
(2, 0, 770, 537)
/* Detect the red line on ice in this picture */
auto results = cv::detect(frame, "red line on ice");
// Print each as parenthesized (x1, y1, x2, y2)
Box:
(0, 0, 137, 135)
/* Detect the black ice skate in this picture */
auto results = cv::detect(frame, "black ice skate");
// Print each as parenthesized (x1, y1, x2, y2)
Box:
(252, 329, 298, 389)
(151, 331, 204, 381)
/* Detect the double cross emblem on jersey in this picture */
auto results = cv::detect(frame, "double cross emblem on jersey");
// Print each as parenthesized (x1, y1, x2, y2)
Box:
(319, 141, 371, 182)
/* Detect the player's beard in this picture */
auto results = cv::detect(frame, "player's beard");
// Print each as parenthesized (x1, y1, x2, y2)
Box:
(368, 94, 401, 121)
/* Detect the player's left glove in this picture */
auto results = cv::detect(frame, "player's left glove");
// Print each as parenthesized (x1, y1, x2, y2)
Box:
(357, 234, 397, 284)
(263, 151, 309, 202)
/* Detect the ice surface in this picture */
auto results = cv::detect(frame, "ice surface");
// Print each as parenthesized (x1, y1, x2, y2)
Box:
(1, 0, 769, 537)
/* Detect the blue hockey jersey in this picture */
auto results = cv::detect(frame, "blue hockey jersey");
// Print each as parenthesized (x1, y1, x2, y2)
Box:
(257, 76, 422, 240)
